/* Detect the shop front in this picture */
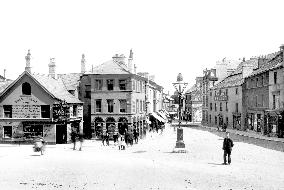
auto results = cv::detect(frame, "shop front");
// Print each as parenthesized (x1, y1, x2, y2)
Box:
(265, 109, 284, 138)
(233, 112, 241, 130)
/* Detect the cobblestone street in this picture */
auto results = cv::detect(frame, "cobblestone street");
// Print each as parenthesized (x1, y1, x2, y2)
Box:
(0, 125, 284, 190)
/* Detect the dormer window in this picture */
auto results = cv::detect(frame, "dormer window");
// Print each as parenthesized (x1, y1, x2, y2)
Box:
(22, 82, 31, 95)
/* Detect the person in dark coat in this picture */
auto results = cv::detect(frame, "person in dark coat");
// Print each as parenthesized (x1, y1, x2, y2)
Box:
(78, 132, 84, 151)
(133, 128, 138, 144)
(223, 132, 234, 165)
(105, 131, 110, 146)
(71, 130, 77, 150)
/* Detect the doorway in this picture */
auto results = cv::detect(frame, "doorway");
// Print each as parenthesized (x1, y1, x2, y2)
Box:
(56, 124, 67, 144)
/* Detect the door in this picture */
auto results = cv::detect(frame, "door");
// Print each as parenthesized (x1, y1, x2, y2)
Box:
(56, 124, 67, 144)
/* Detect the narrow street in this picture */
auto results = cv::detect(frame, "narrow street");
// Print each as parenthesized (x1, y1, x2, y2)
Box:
(0, 125, 284, 190)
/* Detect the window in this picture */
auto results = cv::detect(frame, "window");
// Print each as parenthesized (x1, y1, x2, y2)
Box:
(107, 99, 114, 113)
(225, 89, 228, 96)
(140, 100, 142, 112)
(73, 105, 77, 117)
(136, 100, 139, 113)
(140, 82, 143, 93)
(209, 115, 211, 123)
(3, 126, 12, 138)
(119, 99, 127, 113)
(132, 80, 136, 91)
(235, 88, 238, 95)
(119, 80, 127, 90)
(226, 102, 228, 111)
(220, 102, 222, 111)
(107, 79, 114, 91)
(85, 91, 91, 98)
(235, 103, 239, 113)
(95, 99, 102, 112)
(210, 103, 212, 111)
(255, 96, 258, 107)
(214, 103, 217, 111)
(4, 105, 12, 118)
(210, 91, 212, 96)
(256, 77, 259, 87)
(41, 105, 50, 118)
(215, 116, 217, 125)
(23, 125, 43, 138)
(273, 95, 276, 109)
(95, 80, 103, 90)
(22, 82, 31, 95)
(143, 100, 145, 111)
(226, 117, 228, 126)
(274, 72, 277, 84)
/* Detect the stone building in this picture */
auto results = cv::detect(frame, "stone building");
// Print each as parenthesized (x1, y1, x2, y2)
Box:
(185, 77, 202, 123)
(243, 50, 282, 135)
(0, 51, 83, 144)
(80, 52, 147, 138)
(208, 58, 257, 130)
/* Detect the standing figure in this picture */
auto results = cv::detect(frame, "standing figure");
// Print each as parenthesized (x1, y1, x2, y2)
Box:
(78, 132, 84, 151)
(71, 130, 77, 150)
(133, 128, 138, 144)
(223, 132, 234, 165)
(105, 131, 110, 146)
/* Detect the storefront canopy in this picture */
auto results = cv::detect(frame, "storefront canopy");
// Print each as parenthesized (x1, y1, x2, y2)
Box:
(150, 112, 166, 123)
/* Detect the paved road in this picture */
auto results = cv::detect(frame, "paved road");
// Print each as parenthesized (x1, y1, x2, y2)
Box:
(0, 125, 283, 190)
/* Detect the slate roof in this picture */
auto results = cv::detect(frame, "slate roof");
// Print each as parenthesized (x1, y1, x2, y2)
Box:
(232, 58, 259, 75)
(57, 73, 82, 91)
(0, 71, 82, 104)
(249, 51, 283, 77)
(0, 80, 13, 94)
(92, 60, 131, 75)
(32, 73, 82, 104)
(211, 73, 243, 90)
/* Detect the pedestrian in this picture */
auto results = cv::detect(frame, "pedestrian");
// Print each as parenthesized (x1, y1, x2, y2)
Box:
(105, 131, 110, 146)
(133, 128, 138, 144)
(125, 129, 129, 146)
(222, 132, 234, 165)
(71, 130, 77, 150)
(78, 132, 84, 151)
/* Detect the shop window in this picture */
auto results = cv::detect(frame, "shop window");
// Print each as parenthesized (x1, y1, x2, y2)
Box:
(22, 82, 31, 95)
(3, 126, 12, 138)
(95, 99, 102, 112)
(41, 105, 50, 118)
(119, 80, 127, 90)
(119, 99, 126, 113)
(107, 79, 114, 91)
(4, 105, 12, 118)
(23, 125, 43, 138)
(107, 99, 114, 113)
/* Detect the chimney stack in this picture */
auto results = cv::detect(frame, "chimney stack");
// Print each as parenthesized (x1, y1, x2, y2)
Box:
(280, 44, 284, 51)
(128, 49, 133, 73)
(81, 54, 86, 74)
(25, 50, 32, 73)
(48, 58, 56, 79)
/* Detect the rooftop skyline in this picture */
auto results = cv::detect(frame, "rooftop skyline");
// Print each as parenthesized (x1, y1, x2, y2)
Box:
(1, 0, 284, 94)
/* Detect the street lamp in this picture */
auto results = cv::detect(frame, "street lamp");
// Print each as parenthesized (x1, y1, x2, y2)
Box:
(172, 73, 188, 152)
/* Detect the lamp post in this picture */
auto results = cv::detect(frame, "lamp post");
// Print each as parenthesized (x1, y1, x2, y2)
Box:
(172, 73, 188, 151)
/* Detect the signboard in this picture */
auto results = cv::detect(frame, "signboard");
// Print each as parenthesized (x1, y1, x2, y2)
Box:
(53, 103, 69, 121)
(12, 105, 41, 118)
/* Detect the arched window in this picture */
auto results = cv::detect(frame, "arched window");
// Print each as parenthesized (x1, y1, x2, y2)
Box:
(22, 82, 31, 95)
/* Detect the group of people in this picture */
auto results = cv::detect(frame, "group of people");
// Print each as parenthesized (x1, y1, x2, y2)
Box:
(101, 127, 140, 150)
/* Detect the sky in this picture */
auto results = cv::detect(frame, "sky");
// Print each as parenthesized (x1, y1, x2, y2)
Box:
(0, 0, 284, 94)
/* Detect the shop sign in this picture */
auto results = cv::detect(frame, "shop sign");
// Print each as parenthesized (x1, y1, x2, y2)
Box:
(12, 105, 41, 118)
(53, 103, 69, 121)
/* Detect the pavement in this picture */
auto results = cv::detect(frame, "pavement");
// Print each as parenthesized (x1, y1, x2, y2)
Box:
(0, 124, 284, 190)
(172, 121, 284, 143)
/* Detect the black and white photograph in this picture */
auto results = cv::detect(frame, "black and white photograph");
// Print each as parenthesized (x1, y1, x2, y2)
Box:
(0, 0, 283, 189)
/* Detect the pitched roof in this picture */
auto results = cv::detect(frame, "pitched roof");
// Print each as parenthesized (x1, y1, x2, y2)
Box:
(232, 58, 259, 75)
(32, 74, 82, 104)
(0, 71, 82, 104)
(57, 73, 82, 91)
(92, 60, 131, 75)
(0, 80, 13, 94)
(211, 73, 244, 90)
(249, 51, 283, 77)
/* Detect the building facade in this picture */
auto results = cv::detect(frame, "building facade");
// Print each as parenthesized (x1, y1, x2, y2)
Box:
(0, 51, 83, 144)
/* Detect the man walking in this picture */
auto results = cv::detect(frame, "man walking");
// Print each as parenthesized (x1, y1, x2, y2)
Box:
(223, 132, 234, 165)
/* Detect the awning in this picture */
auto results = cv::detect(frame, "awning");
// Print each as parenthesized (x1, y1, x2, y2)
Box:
(150, 112, 166, 123)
